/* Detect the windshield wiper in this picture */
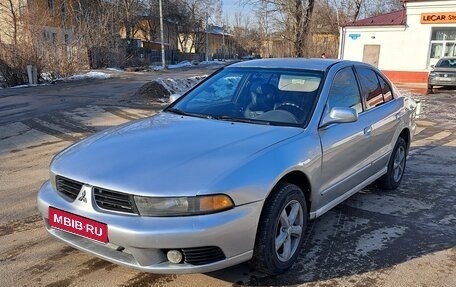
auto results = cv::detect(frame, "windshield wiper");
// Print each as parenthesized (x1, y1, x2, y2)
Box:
(213, 115, 270, 125)
(166, 108, 211, 119)
(166, 108, 190, 116)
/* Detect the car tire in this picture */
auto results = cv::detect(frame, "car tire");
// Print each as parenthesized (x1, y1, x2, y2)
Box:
(249, 183, 307, 275)
(377, 137, 407, 190)
(427, 85, 433, 94)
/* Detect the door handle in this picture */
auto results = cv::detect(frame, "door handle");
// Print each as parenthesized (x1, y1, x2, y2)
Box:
(364, 126, 373, 136)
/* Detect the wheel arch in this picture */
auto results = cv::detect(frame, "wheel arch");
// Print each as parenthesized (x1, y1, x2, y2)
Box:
(399, 128, 411, 151)
(272, 170, 312, 213)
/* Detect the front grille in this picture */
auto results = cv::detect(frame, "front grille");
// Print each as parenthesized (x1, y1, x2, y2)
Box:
(56, 176, 83, 201)
(182, 246, 226, 265)
(436, 73, 456, 77)
(94, 187, 137, 214)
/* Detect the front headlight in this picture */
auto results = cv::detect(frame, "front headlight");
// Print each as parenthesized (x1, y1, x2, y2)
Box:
(134, 194, 234, 216)
(428, 72, 436, 78)
(50, 171, 57, 190)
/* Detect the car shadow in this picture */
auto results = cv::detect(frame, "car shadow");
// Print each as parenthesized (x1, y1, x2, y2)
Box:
(427, 86, 456, 94)
(207, 145, 456, 286)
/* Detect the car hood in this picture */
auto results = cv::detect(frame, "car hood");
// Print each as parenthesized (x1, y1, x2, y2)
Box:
(432, 67, 456, 73)
(51, 112, 302, 197)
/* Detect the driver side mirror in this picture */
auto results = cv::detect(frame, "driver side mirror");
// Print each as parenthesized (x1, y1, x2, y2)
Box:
(320, 107, 358, 128)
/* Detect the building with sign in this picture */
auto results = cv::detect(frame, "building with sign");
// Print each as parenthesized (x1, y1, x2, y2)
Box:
(339, 0, 456, 83)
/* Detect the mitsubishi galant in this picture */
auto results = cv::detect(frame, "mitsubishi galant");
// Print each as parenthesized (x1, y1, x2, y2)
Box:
(37, 58, 417, 275)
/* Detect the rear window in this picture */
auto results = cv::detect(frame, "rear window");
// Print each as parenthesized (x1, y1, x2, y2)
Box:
(278, 75, 321, 92)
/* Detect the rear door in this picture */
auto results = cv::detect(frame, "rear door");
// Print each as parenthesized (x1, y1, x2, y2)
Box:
(354, 65, 402, 172)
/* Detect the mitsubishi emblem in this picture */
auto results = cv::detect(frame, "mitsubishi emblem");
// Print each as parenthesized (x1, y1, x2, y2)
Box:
(78, 190, 87, 203)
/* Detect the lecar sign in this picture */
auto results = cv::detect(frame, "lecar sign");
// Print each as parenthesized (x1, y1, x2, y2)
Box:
(421, 13, 456, 24)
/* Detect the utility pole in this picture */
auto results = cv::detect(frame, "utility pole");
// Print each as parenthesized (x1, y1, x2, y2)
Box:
(205, 12, 209, 62)
(159, 0, 166, 68)
(222, 26, 225, 60)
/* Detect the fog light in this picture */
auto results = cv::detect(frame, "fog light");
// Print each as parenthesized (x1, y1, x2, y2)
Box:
(167, 250, 183, 264)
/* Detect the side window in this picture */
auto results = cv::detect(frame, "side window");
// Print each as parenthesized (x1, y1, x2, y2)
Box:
(378, 75, 393, 102)
(357, 67, 384, 109)
(327, 67, 362, 114)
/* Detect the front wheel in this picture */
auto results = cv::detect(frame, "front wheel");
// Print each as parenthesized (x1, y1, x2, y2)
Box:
(249, 183, 307, 275)
(377, 137, 407, 190)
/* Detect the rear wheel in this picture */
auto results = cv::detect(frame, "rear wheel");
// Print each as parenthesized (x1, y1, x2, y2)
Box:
(377, 137, 407, 190)
(250, 183, 307, 275)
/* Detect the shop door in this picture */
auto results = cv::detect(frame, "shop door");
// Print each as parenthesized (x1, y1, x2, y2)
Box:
(363, 45, 380, 67)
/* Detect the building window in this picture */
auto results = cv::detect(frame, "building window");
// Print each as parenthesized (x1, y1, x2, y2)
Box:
(64, 34, 69, 45)
(61, 2, 67, 20)
(48, 0, 54, 11)
(429, 27, 456, 66)
(43, 30, 51, 41)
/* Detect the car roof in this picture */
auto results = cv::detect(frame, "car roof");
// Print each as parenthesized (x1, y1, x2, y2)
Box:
(437, 57, 456, 61)
(228, 58, 344, 71)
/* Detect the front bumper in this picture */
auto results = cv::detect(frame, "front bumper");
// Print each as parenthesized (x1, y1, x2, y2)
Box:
(428, 77, 456, 87)
(37, 181, 264, 273)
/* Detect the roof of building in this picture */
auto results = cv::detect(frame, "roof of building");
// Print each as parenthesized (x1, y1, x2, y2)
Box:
(343, 9, 406, 27)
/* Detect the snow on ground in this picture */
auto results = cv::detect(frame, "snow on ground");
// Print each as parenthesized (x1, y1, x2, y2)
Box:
(168, 61, 194, 69)
(10, 84, 42, 89)
(156, 75, 207, 95)
(4, 71, 112, 89)
(150, 60, 193, 71)
(150, 60, 230, 71)
(106, 67, 124, 72)
(67, 71, 112, 81)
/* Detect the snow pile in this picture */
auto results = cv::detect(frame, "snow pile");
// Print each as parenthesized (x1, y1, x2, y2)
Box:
(151, 65, 164, 71)
(40, 72, 54, 82)
(199, 60, 231, 66)
(150, 60, 194, 71)
(67, 71, 111, 81)
(167, 61, 194, 69)
(156, 76, 207, 95)
(133, 75, 207, 103)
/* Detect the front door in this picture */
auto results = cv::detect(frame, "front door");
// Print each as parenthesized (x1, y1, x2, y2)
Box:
(318, 66, 372, 207)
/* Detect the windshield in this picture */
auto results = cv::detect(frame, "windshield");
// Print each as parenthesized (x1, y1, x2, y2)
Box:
(436, 58, 456, 68)
(166, 68, 323, 127)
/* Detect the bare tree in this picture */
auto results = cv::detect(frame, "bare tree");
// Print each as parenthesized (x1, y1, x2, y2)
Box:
(0, 0, 24, 45)
(117, 0, 143, 42)
(328, 0, 403, 24)
(244, 0, 315, 57)
(176, 0, 220, 54)
(229, 11, 262, 56)
(0, 0, 41, 86)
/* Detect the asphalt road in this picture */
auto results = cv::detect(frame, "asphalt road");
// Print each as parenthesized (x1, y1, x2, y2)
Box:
(0, 71, 455, 287)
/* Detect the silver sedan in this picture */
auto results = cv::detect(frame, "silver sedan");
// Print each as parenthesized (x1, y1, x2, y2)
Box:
(37, 58, 417, 275)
